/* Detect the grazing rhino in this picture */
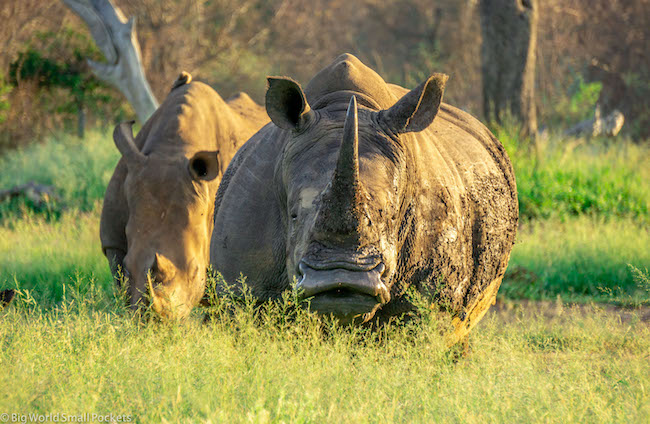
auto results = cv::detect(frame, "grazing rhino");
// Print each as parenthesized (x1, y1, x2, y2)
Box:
(101, 72, 268, 320)
(210, 54, 518, 342)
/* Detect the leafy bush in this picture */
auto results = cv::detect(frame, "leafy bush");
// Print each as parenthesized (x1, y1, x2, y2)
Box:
(0, 76, 10, 124)
(541, 72, 602, 129)
(1, 27, 126, 151)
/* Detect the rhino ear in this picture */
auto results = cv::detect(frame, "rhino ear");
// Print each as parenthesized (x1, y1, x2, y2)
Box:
(170, 71, 192, 92)
(381, 73, 448, 134)
(265, 77, 314, 130)
(113, 121, 146, 167)
(189, 150, 220, 182)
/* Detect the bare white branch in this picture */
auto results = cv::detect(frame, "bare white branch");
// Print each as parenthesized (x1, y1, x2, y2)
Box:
(62, 0, 158, 122)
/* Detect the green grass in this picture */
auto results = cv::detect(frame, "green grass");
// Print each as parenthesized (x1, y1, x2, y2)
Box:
(0, 207, 111, 306)
(2, 207, 648, 309)
(1, 285, 648, 423)
(0, 129, 119, 221)
(2, 126, 648, 224)
(497, 127, 650, 222)
(503, 216, 650, 304)
(1, 128, 649, 422)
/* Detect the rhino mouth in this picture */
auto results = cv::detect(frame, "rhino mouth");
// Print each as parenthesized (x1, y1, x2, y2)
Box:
(296, 261, 390, 324)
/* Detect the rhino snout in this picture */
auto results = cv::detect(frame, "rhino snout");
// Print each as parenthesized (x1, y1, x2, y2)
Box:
(296, 261, 390, 304)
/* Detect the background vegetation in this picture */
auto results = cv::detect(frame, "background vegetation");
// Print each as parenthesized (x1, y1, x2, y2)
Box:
(1, 0, 650, 151)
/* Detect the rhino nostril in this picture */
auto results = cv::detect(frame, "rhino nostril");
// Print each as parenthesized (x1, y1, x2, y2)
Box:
(298, 261, 308, 276)
(146, 267, 164, 287)
(295, 262, 307, 290)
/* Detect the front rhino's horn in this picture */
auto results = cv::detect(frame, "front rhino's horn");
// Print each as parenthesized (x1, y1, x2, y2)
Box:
(316, 96, 365, 237)
(336, 95, 361, 192)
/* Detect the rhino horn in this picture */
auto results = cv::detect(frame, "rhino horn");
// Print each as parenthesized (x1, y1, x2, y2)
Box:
(113, 121, 145, 167)
(335, 95, 361, 196)
(316, 96, 365, 237)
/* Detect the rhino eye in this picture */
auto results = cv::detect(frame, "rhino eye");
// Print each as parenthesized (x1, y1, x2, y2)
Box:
(291, 212, 298, 220)
(191, 158, 208, 177)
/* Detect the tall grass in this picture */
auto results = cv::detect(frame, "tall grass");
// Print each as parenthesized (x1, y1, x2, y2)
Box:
(0, 129, 119, 220)
(2, 127, 648, 224)
(504, 217, 650, 303)
(0, 207, 111, 306)
(496, 126, 650, 222)
(1, 284, 648, 423)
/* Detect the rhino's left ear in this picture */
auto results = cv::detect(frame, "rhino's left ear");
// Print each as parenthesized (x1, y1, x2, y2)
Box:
(189, 150, 220, 182)
(266, 77, 315, 130)
(380, 73, 448, 134)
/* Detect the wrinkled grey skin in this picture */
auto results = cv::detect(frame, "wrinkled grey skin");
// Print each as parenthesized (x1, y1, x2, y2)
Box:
(100, 74, 268, 319)
(210, 54, 518, 328)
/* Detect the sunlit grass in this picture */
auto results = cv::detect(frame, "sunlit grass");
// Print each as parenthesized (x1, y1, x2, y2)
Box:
(0, 128, 119, 221)
(1, 283, 648, 423)
(0, 207, 111, 306)
(497, 126, 650, 222)
(504, 216, 650, 303)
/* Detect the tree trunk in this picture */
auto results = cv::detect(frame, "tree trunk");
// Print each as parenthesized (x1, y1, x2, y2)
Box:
(62, 0, 158, 123)
(77, 101, 85, 139)
(479, 0, 538, 138)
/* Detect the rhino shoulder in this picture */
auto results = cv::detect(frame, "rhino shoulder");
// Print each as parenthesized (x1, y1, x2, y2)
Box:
(226, 91, 255, 107)
(227, 92, 266, 117)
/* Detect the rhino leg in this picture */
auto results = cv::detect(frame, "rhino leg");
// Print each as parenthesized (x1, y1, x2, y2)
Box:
(105, 248, 127, 287)
(100, 161, 129, 287)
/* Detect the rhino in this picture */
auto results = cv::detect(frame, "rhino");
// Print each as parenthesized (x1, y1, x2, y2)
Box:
(210, 54, 518, 342)
(100, 72, 268, 320)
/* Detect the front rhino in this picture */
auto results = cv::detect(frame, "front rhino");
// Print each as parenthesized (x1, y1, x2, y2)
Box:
(211, 54, 518, 342)
(266, 75, 449, 325)
(101, 74, 268, 320)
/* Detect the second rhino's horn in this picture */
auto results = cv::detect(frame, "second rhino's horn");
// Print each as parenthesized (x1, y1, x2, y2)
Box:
(316, 96, 365, 236)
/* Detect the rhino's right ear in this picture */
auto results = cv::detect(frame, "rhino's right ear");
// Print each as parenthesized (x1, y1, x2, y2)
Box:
(265, 77, 315, 130)
(113, 121, 145, 167)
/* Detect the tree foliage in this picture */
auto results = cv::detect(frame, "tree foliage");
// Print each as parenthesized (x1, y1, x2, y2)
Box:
(0, 0, 648, 151)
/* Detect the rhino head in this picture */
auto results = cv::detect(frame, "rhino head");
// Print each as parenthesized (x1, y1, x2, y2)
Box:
(113, 122, 219, 320)
(265, 73, 447, 324)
